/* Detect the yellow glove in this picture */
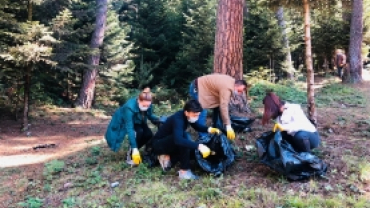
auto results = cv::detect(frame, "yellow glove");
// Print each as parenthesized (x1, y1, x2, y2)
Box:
(273, 123, 284, 132)
(198, 144, 211, 158)
(132, 148, 142, 165)
(226, 125, 236, 140)
(208, 127, 221, 134)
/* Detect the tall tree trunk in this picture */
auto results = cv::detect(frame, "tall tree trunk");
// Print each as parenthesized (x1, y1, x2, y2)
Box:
(276, 6, 293, 79)
(345, 0, 363, 83)
(22, 0, 32, 131)
(75, 0, 108, 108)
(303, 0, 316, 124)
(213, 0, 244, 80)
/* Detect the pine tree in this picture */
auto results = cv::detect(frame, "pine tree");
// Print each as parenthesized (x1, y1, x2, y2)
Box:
(213, 0, 244, 79)
(120, 0, 171, 88)
(1, 0, 56, 129)
(164, 0, 217, 93)
(244, 0, 284, 79)
(97, 6, 134, 104)
(75, 0, 108, 108)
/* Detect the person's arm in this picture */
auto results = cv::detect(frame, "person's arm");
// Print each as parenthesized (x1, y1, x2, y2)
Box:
(173, 117, 199, 149)
(219, 89, 232, 126)
(147, 105, 159, 123)
(122, 107, 138, 148)
(190, 122, 209, 133)
(342, 54, 347, 65)
(278, 105, 302, 134)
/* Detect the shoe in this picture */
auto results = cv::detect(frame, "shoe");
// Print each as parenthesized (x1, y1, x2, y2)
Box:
(178, 170, 199, 180)
(157, 155, 171, 171)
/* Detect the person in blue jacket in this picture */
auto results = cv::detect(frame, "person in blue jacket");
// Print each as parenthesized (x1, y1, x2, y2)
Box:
(151, 99, 221, 180)
(105, 88, 159, 165)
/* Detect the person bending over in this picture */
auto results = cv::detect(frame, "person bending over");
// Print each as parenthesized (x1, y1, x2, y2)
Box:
(262, 92, 320, 152)
(189, 73, 248, 140)
(105, 88, 159, 165)
(151, 99, 220, 180)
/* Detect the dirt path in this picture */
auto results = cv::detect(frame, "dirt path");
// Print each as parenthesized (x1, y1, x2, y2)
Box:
(0, 108, 111, 167)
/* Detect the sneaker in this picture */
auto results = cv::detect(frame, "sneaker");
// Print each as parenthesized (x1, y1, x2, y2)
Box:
(157, 155, 171, 171)
(178, 170, 199, 180)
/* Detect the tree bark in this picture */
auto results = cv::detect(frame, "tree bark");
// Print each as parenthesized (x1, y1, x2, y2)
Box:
(303, 0, 316, 124)
(213, 0, 244, 80)
(22, 0, 32, 130)
(344, 0, 363, 83)
(276, 6, 293, 79)
(75, 0, 108, 108)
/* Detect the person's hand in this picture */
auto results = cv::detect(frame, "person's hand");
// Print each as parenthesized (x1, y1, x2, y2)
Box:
(273, 123, 284, 132)
(208, 127, 221, 134)
(132, 148, 142, 165)
(226, 125, 236, 140)
(198, 144, 211, 158)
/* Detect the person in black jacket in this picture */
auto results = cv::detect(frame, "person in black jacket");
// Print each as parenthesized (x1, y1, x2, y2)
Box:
(151, 100, 221, 180)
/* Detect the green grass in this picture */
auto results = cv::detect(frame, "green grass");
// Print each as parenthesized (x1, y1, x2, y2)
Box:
(249, 80, 307, 109)
(316, 83, 367, 107)
(248, 80, 366, 110)
(7, 142, 369, 208)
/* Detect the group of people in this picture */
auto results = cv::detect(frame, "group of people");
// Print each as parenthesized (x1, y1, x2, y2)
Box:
(105, 73, 321, 180)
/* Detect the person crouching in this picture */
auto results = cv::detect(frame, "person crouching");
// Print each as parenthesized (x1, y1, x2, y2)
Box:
(151, 99, 221, 180)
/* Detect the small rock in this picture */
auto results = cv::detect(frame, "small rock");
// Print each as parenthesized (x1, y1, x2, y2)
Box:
(26, 132, 32, 137)
(328, 128, 333, 133)
(111, 182, 119, 188)
(63, 183, 73, 189)
(341, 104, 346, 108)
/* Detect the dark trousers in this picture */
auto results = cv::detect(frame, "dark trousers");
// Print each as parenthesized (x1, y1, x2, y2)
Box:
(282, 131, 320, 152)
(134, 123, 153, 150)
(337, 66, 343, 78)
(152, 132, 193, 170)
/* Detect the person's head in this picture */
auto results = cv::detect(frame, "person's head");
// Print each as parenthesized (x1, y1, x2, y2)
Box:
(262, 92, 284, 125)
(137, 87, 152, 111)
(183, 99, 203, 123)
(234, 80, 248, 95)
(336, 49, 344, 54)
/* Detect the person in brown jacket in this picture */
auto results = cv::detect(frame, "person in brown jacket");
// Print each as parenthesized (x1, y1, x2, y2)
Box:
(334, 49, 346, 78)
(189, 73, 248, 140)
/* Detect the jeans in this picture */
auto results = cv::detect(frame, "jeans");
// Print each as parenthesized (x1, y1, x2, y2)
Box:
(337, 66, 343, 78)
(134, 123, 153, 150)
(152, 132, 193, 169)
(282, 131, 320, 152)
(189, 81, 223, 137)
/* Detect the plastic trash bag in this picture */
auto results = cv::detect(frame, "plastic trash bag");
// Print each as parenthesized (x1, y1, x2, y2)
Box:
(230, 115, 255, 133)
(195, 133, 235, 176)
(255, 131, 327, 181)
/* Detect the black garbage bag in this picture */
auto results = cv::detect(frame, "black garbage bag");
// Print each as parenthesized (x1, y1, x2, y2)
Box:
(230, 115, 255, 133)
(255, 131, 327, 181)
(195, 133, 235, 176)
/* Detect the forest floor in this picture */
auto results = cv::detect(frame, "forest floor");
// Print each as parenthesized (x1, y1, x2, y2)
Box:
(1, 72, 370, 208)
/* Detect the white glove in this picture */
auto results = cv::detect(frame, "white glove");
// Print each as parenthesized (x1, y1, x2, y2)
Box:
(198, 144, 211, 158)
